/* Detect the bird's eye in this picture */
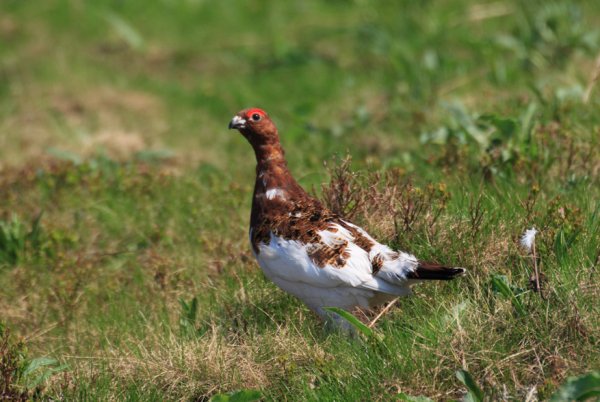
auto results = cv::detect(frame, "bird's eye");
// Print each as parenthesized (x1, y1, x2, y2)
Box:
(251, 113, 261, 121)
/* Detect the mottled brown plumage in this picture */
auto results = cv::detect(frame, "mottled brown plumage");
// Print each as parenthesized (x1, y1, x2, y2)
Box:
(228, 108, 465, 328)
(231, 108, 374, 268)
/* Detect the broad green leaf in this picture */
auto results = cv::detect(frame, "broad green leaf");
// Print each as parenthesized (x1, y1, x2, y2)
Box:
(22, 357, 69, 389)
(323, 307, 374, 337)
(490, 274, 526, 316)
(550, 371, 600, 402)
(456, 370, 485, 402)
(26, 364, 69, 389)
(479, 114, 517, 140)
(22, 357, 58, 377)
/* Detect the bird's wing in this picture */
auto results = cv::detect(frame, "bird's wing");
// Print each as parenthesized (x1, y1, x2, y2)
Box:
(338, 220, 421, 286)
(255, 222, 399, 293)
(340, 221, 466, 282)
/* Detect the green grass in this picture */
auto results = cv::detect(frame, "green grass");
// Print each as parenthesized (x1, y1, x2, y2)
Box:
(1, 0, 599, 400)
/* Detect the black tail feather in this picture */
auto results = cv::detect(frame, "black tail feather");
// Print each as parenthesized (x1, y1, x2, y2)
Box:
(407, 261, 466, 280)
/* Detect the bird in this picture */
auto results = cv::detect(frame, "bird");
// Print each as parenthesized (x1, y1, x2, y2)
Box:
(228, 108, 465, 329)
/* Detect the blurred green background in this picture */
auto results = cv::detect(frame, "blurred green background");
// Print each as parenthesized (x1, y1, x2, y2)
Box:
(2, 0, 597, 172)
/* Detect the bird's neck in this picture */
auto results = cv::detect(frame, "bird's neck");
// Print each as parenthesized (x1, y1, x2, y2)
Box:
(253, 142, 286, 166)
(251, 141, 307, 204)
(254, 143, 293, 188)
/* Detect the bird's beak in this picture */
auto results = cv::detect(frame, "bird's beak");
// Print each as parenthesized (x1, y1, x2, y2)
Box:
(228, 115, 246, 130)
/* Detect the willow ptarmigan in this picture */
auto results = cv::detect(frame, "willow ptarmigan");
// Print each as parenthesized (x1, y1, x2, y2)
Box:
(229, 108, 465, 328)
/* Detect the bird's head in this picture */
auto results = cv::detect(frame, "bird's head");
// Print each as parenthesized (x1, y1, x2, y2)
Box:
(228, 108, 278, 145)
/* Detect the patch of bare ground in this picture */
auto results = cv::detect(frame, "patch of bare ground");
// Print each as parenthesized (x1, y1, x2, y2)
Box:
(49, 86, 164, 127)
(0, 16, 19, 39)
(0, 85, 167, 168)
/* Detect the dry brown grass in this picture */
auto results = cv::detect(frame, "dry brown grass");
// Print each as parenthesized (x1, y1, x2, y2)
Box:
(320, 156, 451, 244)
(47, 323, 329, 401)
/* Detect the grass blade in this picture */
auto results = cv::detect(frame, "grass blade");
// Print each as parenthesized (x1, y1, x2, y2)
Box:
(103, 12, 145, 51)
(323, 307, 374, 337)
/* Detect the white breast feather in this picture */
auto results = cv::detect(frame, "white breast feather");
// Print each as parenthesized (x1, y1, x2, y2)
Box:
(265, 188, 286, 200)
(256, 232, 372, 289)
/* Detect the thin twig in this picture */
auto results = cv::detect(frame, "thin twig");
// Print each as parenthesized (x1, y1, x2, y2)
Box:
(532, 240, 541, 294)
(368, 298, 398, 328)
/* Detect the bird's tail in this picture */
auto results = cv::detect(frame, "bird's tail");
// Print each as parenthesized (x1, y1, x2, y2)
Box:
(407, 261, 466, 280)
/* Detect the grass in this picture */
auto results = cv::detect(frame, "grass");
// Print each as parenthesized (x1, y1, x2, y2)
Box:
(1, 0, 599, 400)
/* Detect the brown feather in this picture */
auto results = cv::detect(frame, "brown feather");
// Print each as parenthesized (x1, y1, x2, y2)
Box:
(234, 109, 374, 269)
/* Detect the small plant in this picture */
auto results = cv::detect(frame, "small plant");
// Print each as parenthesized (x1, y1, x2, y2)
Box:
(0, 323, 67, 400)
(320, 158, 450, 244)
(490, 274, 527, 316)
(0, 323, 27, 401)
(496, 2, 598, 71)
(549, 371, 600, 402)
(320, 156, 364, 220)
(20, 357, 69, 391)
(0, 215, 25, 266)
(542, 200, 585, 262)
(454, 369, 600, 402)
(420, 101, 539, 179)
(0, 213, 44, 267)
(179, 296, 199, 338)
